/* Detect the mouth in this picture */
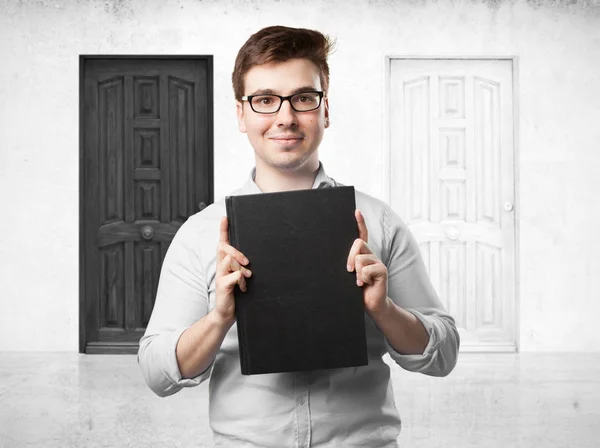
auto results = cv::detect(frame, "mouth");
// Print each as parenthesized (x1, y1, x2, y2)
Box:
(269, 136, 304, 147)
(270, 136, 304, 141)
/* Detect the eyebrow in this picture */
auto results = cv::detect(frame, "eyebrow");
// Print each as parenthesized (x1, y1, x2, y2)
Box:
(248, 86, 320, 96)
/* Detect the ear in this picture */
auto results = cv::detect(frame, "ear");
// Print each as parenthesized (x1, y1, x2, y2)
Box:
(236, 101, 247, 133)
(323, 97, 330, 129)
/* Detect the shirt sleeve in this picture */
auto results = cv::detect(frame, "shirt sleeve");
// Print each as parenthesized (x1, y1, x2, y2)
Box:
(137, 217, 213, 397)
(382, 203, 460, 377)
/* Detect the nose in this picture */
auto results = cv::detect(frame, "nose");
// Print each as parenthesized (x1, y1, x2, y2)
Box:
(275, 98, 298, 127)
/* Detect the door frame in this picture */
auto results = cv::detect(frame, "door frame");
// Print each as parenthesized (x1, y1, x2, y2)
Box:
(78, 55, 214, 354)
(383, 55, 521, 352)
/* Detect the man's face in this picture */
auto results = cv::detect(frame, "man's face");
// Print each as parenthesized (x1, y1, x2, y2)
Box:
(236, 58, 330, 172)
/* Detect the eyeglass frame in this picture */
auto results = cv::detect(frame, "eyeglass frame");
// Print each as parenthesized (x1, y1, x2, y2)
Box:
(241, 91, 325, 114)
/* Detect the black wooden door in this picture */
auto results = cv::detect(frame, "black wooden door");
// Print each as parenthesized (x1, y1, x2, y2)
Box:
(80, 57, 213, 354)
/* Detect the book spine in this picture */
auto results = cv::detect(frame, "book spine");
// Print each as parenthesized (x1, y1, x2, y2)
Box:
(225, 196, 237, 248)
(225, 196, 250, 375)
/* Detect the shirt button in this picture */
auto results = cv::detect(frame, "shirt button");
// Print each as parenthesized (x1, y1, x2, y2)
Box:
(297, 397, 305, 405)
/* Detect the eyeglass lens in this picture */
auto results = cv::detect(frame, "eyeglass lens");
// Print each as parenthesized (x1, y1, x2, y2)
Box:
(251, 92, 321, 113)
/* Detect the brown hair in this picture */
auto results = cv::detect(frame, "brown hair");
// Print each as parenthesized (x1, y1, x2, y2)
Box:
(232, 26, 335, 101)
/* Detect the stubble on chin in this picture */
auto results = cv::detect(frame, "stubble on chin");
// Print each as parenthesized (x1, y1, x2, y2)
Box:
(257, 146, 315, 171)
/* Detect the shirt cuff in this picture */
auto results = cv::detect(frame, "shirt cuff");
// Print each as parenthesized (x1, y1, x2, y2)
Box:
(384, 309, 446, 373)
(163, 326, 213, 389)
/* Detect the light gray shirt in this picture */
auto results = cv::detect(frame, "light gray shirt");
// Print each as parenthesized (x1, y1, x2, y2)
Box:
(138, 162, 460, 448)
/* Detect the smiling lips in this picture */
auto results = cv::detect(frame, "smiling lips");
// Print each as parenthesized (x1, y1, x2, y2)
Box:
(270, 135, 303, 141)
(269, 135, 304, 147)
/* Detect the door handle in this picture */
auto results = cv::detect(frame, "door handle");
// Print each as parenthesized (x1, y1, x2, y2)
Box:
(198, 201, 207, 211)
(446, 227, 459, 241)
(140, 225, 154, 241)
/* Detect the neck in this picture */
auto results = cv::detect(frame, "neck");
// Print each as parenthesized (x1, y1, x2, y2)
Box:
(254, 158, 321, 193)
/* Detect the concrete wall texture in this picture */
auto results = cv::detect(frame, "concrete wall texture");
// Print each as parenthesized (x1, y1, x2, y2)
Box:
(0, 0, 599, 351)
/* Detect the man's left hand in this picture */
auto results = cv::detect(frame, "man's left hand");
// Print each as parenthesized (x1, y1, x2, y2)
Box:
(346, 209, 389, 316)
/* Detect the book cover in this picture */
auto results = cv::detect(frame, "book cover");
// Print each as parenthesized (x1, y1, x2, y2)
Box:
(225, 185, 368, 375)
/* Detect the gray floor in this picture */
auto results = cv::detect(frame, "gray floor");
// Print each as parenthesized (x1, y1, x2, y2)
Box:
(0, 352, 598, 447)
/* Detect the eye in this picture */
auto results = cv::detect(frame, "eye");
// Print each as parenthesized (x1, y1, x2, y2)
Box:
(257, 96, 274, 105)
(297, 95, 314, 103)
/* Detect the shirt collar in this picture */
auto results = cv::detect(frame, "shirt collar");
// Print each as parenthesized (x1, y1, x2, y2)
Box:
(243, 161, 336, 194)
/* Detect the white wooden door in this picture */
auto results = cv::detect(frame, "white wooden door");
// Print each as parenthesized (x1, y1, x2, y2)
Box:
(388, 59, 516, 351)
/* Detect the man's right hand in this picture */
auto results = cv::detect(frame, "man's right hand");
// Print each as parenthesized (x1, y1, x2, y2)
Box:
(214, 216, 252, 325)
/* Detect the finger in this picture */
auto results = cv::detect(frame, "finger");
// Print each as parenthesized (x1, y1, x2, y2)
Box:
(357, 264, 378, 286)
(347, 238, 360, 272)
(355, 254, 372, 286)
(216, 254, 238, 277)
(217, 241, 250, 266)
(354, 254, 379, 275)
(361, 262, 387, 286)
(219, 216, 229, 244)
(223, 270, 247, 293)
(346, 238, 373, 272)
(359, 264, 375, 285)
(347, 238, 363, 272)
(217, 217, 231, 265)
(355, 209, 368, 243)
(235, 270, 248, 292)
(356, 255, 383, 285)
(217, 254, 252, 278)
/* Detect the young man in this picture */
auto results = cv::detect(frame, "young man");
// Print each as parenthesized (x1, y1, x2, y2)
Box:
(138, 26, 460, 447)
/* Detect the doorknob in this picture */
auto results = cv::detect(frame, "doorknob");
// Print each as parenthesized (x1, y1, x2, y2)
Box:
(446, 227, 459, 240)
(198, 201, 207, 211)
(504, 202, 514, 212)
(140, 225, 154, 241)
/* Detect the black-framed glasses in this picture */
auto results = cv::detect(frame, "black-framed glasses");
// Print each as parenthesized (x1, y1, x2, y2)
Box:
(241, 91, 324, 114)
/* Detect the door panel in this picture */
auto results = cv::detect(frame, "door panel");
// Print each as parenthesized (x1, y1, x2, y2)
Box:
(81, 57, 213, 354)
(389, 59, 516, 351)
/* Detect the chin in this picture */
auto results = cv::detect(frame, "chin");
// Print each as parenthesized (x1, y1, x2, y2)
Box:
(270, 158, 307, 171)
(265, 152, 313, 171)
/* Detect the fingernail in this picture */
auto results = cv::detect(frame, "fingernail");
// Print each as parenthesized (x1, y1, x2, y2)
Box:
(246, 269, 252, 277)
(243, 257, 249, 265)
(347, 264, 351, 272)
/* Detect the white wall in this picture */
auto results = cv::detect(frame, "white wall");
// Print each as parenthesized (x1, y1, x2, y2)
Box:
(1, 0, 599, 351)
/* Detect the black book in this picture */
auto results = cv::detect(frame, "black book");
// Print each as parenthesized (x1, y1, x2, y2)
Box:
(225, 185, 368, 375)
